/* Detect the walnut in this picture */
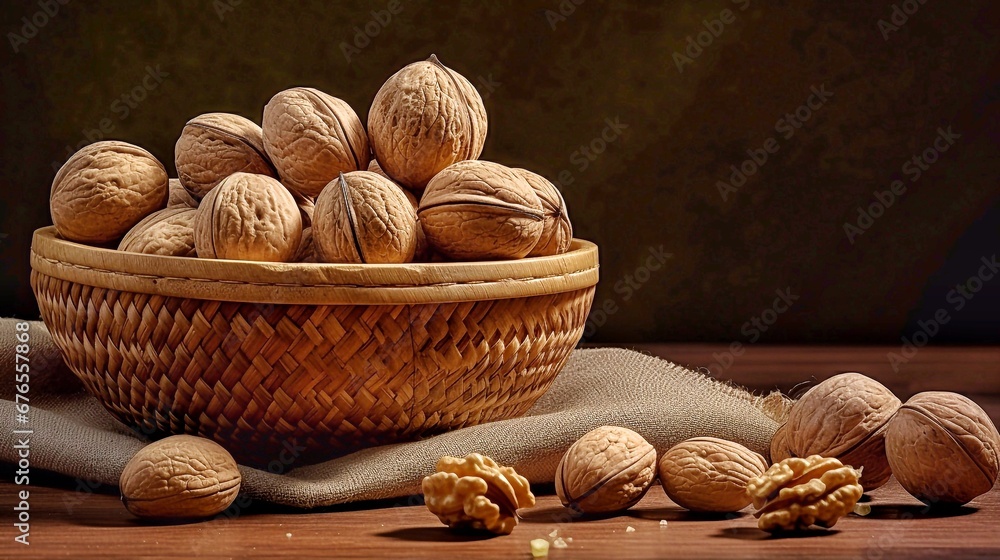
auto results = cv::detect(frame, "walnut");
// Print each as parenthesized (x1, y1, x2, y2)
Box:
(418, 160, 544, 260)
(292, 190, 315, 227)
(167, 178, 198, 209)
(118, 208, 197, 257)
(366, 159, 429, 260)
(193, 172, 302, 262)
(367, 158, 392, 181)
(747, 455, 863, 532)
(119, 435, 241, 520)
(422, 453, 535, 535)
(175, 112, 277, 199)
(770, 422, 793, 464)
(886, 391, 1000, 505)
(368, 54, 487, 190)
(312, 171, 417, 264)
(555, 426, 657, 514)
(782, 372, 900, 490)
(294, 227, 316, 263)
(515, 169, 572, 257)
(262, 87, 370, 198)
(658, 437, 769, 512)
(50, 141, 168, 244)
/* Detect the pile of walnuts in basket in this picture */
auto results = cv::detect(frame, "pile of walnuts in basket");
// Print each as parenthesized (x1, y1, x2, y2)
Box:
(49, 55, 573, 264)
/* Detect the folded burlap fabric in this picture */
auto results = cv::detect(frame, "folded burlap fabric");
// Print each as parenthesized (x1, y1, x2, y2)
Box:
(0, 319, 789, 508)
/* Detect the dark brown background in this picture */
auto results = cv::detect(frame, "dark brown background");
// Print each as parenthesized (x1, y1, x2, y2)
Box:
(1, 0, 998, 344)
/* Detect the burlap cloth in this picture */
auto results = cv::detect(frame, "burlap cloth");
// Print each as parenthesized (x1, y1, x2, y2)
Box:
(0, 319, 788, 508)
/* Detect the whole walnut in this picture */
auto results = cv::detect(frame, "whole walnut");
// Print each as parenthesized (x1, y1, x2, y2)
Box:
(167, 178, 198, 209)
(175, 112, 276, 199)
(120, 435, 241, 520)
(555, 426, 657, 514)
(193, 172, 302, 262)
(312, 171, 417, 264)
(119, 208, 197, 257)
(262, 87, 370, 198)
(50, 141, 168, 244)
(782, 372, 900, 490)
(294, 227, 316, 263)
(418, 160, 544, 260)
(658, 437, 768, 513)
(886, 391, 1000, 506)
(368, 54, 487, 190)
(399, 185, 431, 262)
(515, 169, 573, 257)
(367, 161, 431, 261)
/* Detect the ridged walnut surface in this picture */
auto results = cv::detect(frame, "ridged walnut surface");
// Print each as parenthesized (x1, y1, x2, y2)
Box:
(29, 234, 596, 466)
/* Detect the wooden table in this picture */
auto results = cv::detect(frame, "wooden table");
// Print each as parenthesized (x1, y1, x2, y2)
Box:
(5, 345, 1000, 558)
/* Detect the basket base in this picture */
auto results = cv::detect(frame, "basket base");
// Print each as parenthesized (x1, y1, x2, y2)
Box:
(32, 269, 594, 466)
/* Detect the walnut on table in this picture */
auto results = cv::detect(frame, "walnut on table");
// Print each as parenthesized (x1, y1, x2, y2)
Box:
(422, 453, 535, 535)
(747, 455, 863, 532)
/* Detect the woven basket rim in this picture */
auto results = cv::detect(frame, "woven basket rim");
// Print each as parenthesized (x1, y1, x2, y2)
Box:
(30, 226, 599, 305)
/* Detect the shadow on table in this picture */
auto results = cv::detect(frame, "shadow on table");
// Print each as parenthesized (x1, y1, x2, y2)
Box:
(376, 527, 499, 542)
(628, 507, 749, 522)
(713, 527, 840, 540)
(862, 504, 978, 520)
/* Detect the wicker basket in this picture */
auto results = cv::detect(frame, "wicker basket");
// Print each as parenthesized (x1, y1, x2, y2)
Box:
(29, 226, 598, 466)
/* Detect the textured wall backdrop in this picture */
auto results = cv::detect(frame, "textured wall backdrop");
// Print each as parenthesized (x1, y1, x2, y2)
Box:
(1, 0, 998, 344)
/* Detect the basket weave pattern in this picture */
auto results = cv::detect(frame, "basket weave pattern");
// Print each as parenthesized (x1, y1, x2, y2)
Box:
(31, 270, 594, 465)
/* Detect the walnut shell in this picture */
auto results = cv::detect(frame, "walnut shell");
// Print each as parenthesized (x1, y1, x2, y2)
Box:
(515, 169, 572, 257)
(167, 178, 199, 209)
(770, 422, 793, 464)
(175, 112, 277, 199)
(193, 172, 302, 262)
(118, 208, 197, 257)
(262, 87, 370, 198)
(419, 160, 544, 260)
(886, 391, 1000, 505)
(368, 54, 487, 190)
(422, 453, 535, 535)
(119, 435, 241, 520)
(368, 159, 426, 255)
(658, 437, 769, 512)
(50, 141, 168, 244)
(293, 226, 316, 263)
(748, 455, 863, 532)
(555, 426, 657, 514)
(783, 372, 901, 490)
(312, 171, 417, 264)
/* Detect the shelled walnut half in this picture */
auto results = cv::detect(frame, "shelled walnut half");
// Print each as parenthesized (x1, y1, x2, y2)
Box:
(422, 453, 535, 535)
(747, 455, 863, 532)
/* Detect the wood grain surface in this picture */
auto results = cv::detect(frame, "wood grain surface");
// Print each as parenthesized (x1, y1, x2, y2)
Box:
(4, 345, 999, 558)
(3, 474, 997, 559)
